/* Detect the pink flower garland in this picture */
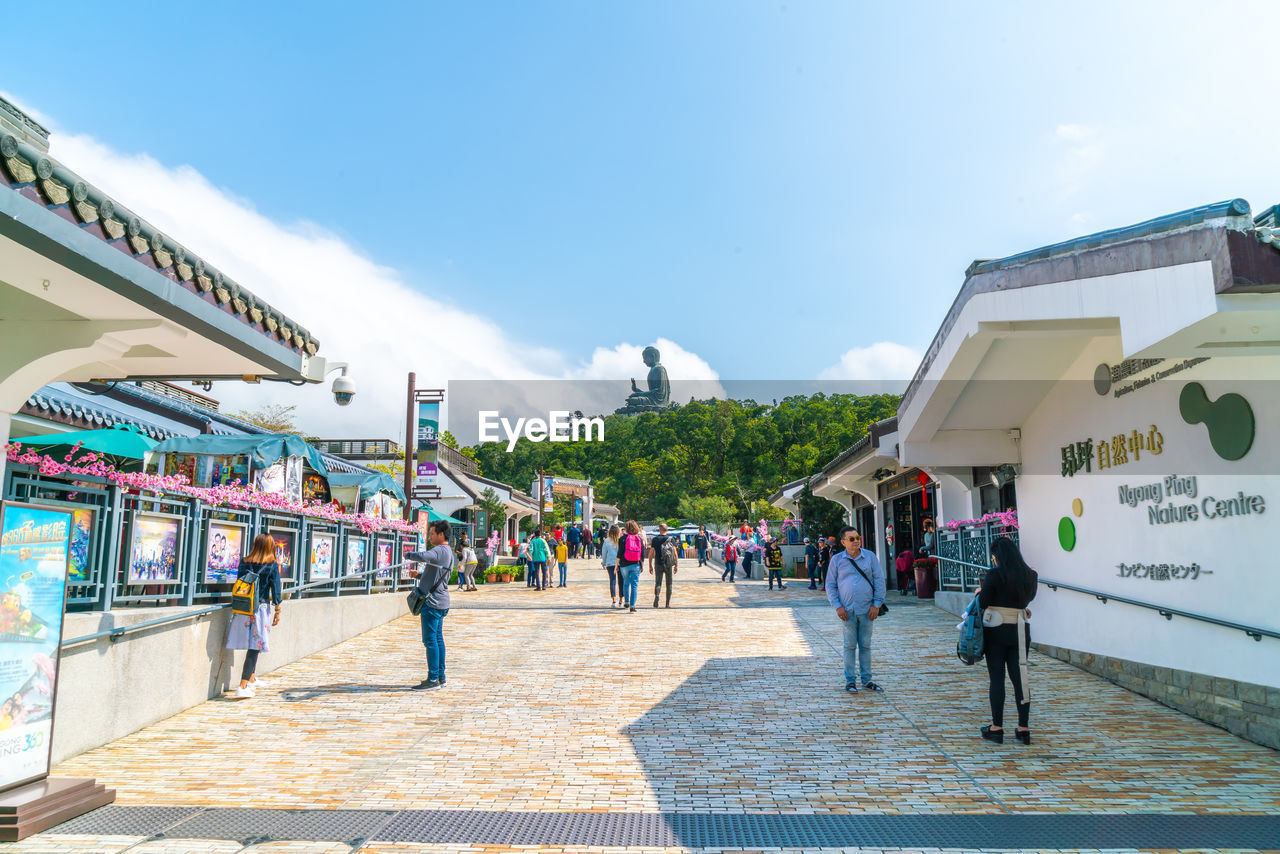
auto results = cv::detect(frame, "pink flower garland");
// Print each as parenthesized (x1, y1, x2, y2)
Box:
(5, 442, 418, 536)
(944, 509, 1018, 531)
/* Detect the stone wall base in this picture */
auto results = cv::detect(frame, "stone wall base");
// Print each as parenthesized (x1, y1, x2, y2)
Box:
(1034, 643, 1280, 752)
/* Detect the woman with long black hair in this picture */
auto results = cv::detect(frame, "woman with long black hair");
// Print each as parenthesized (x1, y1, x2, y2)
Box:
(978, 537, 1038, 744)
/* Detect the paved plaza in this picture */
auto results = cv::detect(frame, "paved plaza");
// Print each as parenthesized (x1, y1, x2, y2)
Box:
(12, 560, 1280, 852)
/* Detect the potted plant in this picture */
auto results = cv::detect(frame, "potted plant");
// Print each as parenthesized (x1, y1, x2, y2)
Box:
(913, 557, 938, 600)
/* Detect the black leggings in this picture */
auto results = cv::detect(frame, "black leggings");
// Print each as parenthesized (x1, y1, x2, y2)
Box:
(984, 626, 1029, 728)
(241, 649, 259, 682)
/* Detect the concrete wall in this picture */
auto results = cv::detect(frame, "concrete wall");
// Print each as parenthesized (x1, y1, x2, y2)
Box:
(54, 591, 408, 763)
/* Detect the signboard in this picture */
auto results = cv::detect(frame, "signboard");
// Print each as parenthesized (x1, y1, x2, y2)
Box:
(574, 498, 582, 521)
(544, 477, 555, 512)
(416, 402, 440, 479)
(0, 501, 73, 791)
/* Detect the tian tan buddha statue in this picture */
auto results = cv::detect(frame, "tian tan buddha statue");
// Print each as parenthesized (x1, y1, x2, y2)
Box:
(617, 345, 672, 414)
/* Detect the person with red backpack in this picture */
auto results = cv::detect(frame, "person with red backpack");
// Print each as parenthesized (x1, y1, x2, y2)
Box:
(617, 520, 646, 612)
(721, 537, 738, 582)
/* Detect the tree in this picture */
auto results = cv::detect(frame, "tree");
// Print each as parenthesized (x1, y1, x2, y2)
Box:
(367, 458, 404, 479)
(797, 483, 848, 543)
(232, 403, 299, 434)
(440, 430, 479, 466)
(477, 487, 507, 538)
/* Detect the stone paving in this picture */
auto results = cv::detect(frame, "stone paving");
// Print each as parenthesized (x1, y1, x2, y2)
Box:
(7, 559, 1279, 852)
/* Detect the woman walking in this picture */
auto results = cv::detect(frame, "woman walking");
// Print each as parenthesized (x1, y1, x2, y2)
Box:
(458, 537, 479, 591)
(602, 524, 621, 608)
(227, 533, 283, 699)
(617, 521, 646, 613)
(979, 537, 1038, 745)
(721, 537, 738, 582)
(519, 535, 533, 587)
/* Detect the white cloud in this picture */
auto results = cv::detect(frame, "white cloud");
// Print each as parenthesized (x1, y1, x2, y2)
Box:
(817, 341, 922, 383)
(1052, 123, 1105, 203)
(10, 106, 721, 440)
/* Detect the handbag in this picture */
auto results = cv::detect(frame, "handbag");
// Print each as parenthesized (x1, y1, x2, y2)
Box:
(852, 557, 888, 614)
(406, 557, 451, 616)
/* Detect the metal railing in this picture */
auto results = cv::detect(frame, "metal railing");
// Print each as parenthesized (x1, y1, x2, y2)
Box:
(936, 521, 1019, 592)
(4, 465, 421, 611)
(61, 560, 416, 647)
(1039, 578, 1278, 642)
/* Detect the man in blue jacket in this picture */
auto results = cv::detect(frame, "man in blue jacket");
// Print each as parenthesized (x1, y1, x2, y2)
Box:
(825, 526, 886, 693)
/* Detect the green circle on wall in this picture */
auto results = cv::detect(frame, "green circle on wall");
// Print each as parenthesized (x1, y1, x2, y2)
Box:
(1058, 517, 1076, 551)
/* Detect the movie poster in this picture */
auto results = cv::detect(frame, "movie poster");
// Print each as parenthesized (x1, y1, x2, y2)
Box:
(347, 538, 367, 574)
(415, 402, 439, 479)
(271, 529, 296, 581)
(375, 541, 394, 579)
(0, 502, 73, 790)
(284, 457, 303, 504)
(126, 514, 182, 584)
(309, 532, 335, 580)
(254, 462, 285, 495)
(204, 521, 245, 584)
(68, 508, 93, 583)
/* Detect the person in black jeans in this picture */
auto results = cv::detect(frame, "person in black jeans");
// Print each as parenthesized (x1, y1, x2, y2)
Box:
(977, 537, 1038, 745)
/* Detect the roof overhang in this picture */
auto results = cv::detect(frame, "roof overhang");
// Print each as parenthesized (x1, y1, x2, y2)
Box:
(898, 212, 1280, 467)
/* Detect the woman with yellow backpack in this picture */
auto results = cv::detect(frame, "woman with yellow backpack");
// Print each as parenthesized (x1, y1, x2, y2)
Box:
(226, 533, 283, 699)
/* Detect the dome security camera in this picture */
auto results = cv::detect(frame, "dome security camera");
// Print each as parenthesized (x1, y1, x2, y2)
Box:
(332, 373, 356, 406)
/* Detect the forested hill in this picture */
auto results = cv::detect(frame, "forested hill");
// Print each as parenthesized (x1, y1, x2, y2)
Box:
(470, 394, 899, 522)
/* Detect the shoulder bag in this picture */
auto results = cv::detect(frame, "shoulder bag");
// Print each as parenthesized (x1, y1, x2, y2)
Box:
(850, 554, 888, 614)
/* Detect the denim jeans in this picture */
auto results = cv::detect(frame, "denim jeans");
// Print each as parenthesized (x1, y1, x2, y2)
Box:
(842, 612, 874, 686)
(768, 568, 784, 589)
(558, 562, 568, 585)
(606, 565, 619, 598)
(622, 564, 641, 607)
(722, 559, 736, 581)
(807, 561, 819, 587)
(696, 548, 707, 566)
(421, 607, 448, 681)
(532, 560, 547, 589)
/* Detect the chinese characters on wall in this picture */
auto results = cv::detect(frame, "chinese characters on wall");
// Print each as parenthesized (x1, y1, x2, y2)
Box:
(1061, 425, 1164, 477)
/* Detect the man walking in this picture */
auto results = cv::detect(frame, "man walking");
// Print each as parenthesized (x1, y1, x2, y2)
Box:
(529, 529, 550, 591)
(649, 522, 678, 608)
(694, 525, 710, 566)
(805, 537, 820, 589)
(567, 523, 581, 559)
(765, 536, 786, 590)
(826, 526, 886, 693)
(407, 520, 454, 690)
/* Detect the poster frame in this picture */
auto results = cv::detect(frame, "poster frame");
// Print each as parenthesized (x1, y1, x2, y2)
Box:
(203, 519, 248, 585)
(28, 500, 96, 585)
(269, 528, 298, 581)
(125, 511, 185, 587)
(346, 536, 368, 575)
(308, 531, 336, 581)
(0, 500, 73, 794)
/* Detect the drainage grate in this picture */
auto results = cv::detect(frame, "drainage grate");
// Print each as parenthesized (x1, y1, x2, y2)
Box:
(47, 807, 1280, 848)
(43, 805, 202, 836)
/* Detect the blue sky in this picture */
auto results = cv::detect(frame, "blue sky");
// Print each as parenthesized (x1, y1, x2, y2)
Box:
(6, 1, 1279, 434)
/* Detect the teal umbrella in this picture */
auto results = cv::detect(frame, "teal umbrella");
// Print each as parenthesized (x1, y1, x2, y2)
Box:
(21, 424, 158, 471)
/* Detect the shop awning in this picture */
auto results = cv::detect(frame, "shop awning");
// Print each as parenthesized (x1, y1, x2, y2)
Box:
(421, 507, 468, 526)
(327, 471, 407, 503)
(152, 434, 329, 474)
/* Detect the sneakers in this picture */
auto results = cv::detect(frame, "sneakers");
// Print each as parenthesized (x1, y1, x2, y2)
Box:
(411, 679, 442, 690)
(862, 681, 883, 692)
(629, 606, 636, 613)
(234, 685, 255, 699)
(653, 598, 660, 608)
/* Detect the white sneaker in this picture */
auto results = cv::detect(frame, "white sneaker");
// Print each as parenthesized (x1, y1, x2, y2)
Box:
(235, 685, 255, 699)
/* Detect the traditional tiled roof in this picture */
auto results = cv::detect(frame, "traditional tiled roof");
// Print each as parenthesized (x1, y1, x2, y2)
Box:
(0, 95, 320, 358)
(21, 390, 179, 440)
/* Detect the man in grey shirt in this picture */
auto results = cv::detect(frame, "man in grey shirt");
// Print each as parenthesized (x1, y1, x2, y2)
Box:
(826, 525, 886, 693)
(407, 519, 454, 690)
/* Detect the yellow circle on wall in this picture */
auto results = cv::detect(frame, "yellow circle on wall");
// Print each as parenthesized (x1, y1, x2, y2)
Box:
(1072, 498, 1083, 517)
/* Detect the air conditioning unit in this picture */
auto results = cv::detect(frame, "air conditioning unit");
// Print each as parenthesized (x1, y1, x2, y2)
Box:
(990, 464, 1020, 489)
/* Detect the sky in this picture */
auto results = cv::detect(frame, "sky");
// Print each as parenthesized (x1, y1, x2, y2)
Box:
(5, 1, 1280, 438)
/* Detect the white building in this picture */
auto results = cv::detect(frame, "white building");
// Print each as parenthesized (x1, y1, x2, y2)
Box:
(806, 198, 1280, 748)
